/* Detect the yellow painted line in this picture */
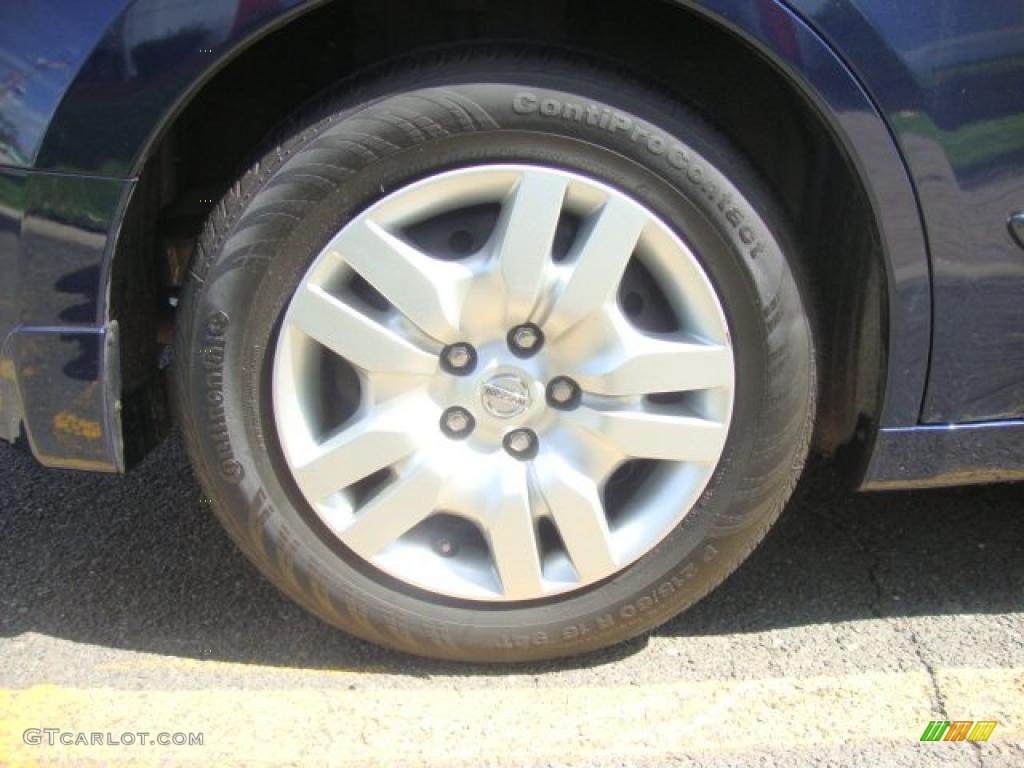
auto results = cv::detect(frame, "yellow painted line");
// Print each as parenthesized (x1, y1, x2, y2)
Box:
(0, 667, 1020, 766)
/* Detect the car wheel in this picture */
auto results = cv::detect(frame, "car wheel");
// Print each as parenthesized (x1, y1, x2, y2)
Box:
(173, 51, 815, 662)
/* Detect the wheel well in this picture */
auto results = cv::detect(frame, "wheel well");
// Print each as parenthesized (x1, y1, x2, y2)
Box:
(111, 0, 885, 464)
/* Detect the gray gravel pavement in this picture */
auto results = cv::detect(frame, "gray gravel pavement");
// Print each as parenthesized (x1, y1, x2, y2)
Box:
(1, 435, 1021, 766)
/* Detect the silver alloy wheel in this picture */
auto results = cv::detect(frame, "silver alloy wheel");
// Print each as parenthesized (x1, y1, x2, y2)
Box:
(272, 164, 734, 602)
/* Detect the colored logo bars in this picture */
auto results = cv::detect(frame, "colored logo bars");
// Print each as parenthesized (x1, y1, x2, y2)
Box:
(920, 721, 997, 742)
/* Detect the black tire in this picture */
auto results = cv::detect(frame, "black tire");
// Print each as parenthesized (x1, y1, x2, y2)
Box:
(173, 50, 815, 662)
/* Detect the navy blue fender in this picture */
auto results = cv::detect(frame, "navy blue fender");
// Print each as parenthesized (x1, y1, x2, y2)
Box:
(0, 0, 932, 473)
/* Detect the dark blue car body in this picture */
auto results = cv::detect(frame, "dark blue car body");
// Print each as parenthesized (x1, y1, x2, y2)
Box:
(2, 0, 1023, 488)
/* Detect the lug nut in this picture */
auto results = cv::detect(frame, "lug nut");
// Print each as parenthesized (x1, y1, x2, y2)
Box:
(547, 376, 581, 410)
(513, 326, 539, 349)
(441, 342, 476, 375)
(435, 538, 458, 557)
(441, 406, 475, 439)
(503, 428, 538, 460)
(447, 345, 472, 368)
(508, 323, 544, 357)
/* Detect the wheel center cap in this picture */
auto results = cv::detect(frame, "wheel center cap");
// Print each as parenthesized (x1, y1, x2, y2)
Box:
(480, 373, 532, 419)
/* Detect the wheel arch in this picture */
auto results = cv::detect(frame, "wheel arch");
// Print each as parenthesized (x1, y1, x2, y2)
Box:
(56, 0, 929, 475)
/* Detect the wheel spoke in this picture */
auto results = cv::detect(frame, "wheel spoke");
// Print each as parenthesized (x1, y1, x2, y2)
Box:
(574, 329, 733, 396)
(291, 401, 425, 501)
(494, 170, 568, 324)
(336, 463, 443, 557)
(568, 406, 728, 465)
(485, 463, 544, 599)
(326, 218, 471, 343)
(544, 196, 647, 338)
(535, 453, 617, 581)
(288, 284, 437, 375)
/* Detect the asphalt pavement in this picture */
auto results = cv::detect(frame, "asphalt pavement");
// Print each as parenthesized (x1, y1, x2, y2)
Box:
(0, 435, 1022, 766)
